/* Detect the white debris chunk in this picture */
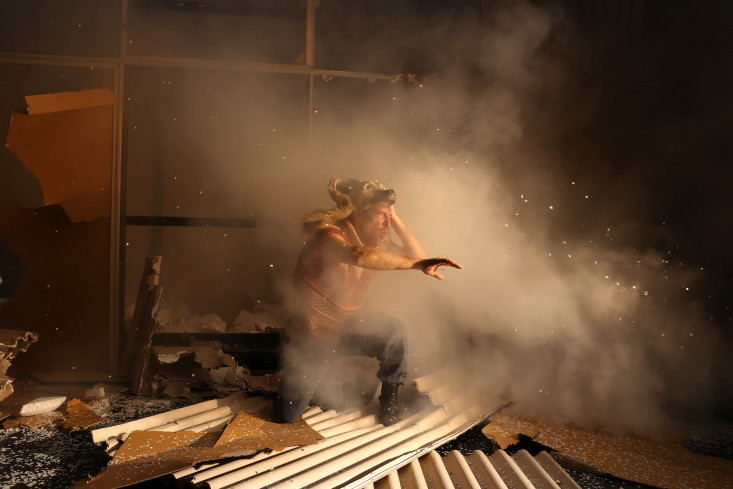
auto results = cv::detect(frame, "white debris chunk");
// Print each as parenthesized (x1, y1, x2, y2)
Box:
(19, 396, 66, 416)
(85, 384, 106, 398)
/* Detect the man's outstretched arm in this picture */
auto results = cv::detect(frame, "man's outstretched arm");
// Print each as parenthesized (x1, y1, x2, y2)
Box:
(322, 232, 461, 280)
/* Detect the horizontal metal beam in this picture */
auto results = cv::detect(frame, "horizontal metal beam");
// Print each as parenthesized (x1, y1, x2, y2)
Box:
(0, 51, 406, 81)
(126, 215, 257, 228)
(0, 51, 118, 69)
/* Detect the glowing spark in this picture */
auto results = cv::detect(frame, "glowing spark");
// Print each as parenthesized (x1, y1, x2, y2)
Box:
(549, 205, 554, 210)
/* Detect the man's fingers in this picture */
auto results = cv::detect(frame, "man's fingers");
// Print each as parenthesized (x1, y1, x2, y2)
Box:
(436, 258, 462, 270)
(426, 268, 444, 280)
(417, 258, 461, 278)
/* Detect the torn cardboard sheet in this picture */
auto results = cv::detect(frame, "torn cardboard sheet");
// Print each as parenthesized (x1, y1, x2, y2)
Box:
(63, 399, 105, 431)
(484, 410, 733, 489)
(5, 88, 114, 222)
(0, 329, 39, 402)
(3, 410, 63, 430)
(75, 410, 324, 489)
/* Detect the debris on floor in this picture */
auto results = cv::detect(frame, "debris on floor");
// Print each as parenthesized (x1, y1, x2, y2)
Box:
(63, 399, 105, 431)
(19, 395, 66, 416)
(75, 392, 323, 489)
(483, 406, 733, 489)
(3, 410, 64, 430)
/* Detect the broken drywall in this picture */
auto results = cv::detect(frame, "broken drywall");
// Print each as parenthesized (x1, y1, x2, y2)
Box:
(0, 329, 38, 402)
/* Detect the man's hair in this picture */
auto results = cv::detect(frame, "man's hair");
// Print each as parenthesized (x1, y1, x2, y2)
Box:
(303, 178, 396, 232)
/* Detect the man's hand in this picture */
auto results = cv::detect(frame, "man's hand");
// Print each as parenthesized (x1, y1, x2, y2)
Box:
(412, 258, 462, 280)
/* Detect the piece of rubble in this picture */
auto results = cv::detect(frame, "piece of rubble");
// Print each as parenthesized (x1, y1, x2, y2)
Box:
(19, 395, 66, 416)
(84, 384, 106, 398)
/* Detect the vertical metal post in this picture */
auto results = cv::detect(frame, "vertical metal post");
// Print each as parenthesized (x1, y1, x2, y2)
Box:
(306, 0, 316, 209)
(109, 0, 129, 379)
(306, 0, 315, 68)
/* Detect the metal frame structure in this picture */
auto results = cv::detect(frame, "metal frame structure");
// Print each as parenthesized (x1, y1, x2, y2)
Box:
(0, 0, 405, 380)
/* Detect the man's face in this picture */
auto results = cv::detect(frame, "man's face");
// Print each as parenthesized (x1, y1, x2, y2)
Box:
(352, 202, 391, 246)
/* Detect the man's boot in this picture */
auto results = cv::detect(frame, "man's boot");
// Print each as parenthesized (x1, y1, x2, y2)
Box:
(379, 382, 401, 426)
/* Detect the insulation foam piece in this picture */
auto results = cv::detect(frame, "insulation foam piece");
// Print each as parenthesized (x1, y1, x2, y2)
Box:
(19, 396, 66, 416)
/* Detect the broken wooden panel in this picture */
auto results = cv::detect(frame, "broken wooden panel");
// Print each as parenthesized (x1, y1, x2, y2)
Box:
(5, 88, 114, 222)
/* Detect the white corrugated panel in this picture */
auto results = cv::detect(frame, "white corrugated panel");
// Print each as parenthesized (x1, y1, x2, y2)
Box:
(171, 371, 506, 488)
(363, 448, 581, 489)
(91, 371, 580, 489)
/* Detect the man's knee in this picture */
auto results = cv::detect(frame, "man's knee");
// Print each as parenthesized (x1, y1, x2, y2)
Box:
(363, 311, 406, 340)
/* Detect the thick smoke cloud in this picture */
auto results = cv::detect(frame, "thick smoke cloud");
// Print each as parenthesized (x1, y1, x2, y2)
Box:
(279, 1, 727, 435)
(132, 1, 730, 435)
